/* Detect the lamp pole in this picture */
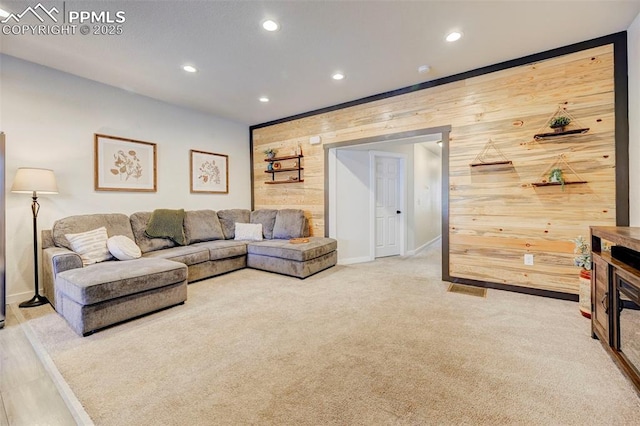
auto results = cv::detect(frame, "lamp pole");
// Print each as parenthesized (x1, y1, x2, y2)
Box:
(19, 192, 48, 308)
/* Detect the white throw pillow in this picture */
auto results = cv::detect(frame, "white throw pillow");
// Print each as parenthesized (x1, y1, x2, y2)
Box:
(107, 235, 142, 261)
(65, 227, 113, 266)
(234, 222, 263, 241)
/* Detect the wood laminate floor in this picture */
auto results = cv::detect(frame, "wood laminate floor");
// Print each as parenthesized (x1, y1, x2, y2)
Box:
(0, 305, 78, 425)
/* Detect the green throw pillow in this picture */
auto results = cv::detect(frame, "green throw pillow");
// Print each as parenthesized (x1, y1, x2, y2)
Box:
(145, 209, 186, 246)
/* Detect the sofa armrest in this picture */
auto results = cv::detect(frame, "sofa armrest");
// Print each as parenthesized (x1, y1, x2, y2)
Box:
(42, 247, 82, 309)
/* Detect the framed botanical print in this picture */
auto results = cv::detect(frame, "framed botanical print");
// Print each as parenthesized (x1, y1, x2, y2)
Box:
(94, 134, 157, 192)
(190, 149, 229, 194)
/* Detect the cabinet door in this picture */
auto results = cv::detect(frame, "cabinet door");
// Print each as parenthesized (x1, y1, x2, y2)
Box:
(592, 254, 610, 342)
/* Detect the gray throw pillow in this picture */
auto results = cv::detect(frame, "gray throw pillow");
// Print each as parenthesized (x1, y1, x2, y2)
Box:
(250, 209, 278, 239)
(272, 209, 307, 239)
(217, 209, 250, 239)
(184, 210, 225, 244)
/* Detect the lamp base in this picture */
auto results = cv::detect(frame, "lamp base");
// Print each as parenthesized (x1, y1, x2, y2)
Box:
(19, 294, 49, 308)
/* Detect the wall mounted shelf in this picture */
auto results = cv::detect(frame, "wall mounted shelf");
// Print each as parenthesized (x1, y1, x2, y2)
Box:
(531, 181, 587, 187)
(469, 139, 512, 168)
(264, 154, 303, 184)
(533, 128, 590, 141)
(470, 160, 513, 167)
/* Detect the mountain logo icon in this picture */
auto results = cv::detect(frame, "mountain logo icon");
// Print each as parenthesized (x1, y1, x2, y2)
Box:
(1, 3, 59, 24)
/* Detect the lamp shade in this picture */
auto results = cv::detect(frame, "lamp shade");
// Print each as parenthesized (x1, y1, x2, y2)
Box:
(11, 168, 58, 194)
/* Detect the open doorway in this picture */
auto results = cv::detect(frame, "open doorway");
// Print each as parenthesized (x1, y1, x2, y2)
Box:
(327, 130, 445, 265)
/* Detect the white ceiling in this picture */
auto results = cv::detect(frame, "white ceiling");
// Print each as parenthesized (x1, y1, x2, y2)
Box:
(1, 1, 639, 126)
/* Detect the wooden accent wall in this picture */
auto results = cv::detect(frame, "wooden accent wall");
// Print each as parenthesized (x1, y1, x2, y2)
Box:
(252, 44, 616, 295)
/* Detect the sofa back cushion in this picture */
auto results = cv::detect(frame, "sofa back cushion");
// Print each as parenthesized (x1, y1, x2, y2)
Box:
(272, 209, 308, 239)
(53, 213, 134, 251)
(130, 211, 177, 253)
(250, 209, 278, 239)
(184, 210, 225, 244)
(217, 209, 250, 239)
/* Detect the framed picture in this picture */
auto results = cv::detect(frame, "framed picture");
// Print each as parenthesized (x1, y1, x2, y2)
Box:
(94, 134, 157, 192)
(190, 149, 229, 194)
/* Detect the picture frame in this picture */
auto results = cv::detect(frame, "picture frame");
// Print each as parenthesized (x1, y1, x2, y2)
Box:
(94, 134, 157, 192)
(190, 149, 229, 194)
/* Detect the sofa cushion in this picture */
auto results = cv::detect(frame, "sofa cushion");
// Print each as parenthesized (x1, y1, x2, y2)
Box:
(65, 227, 113, 266)
(56, 258, 187, 305)
(145, 209, 186, 246)
(107, 235, 142, 261)
(247, 237, 337, 262)
(130, 212, 177, 253)
(217, 209, 250, 239)
(250, 209, 278, 239)
(193, 240, 248, 260)
(272, 209, 307, 239)
(184, 210, 225, 244)
(142, 245, 210, 266)
(53, 213, 134, 251)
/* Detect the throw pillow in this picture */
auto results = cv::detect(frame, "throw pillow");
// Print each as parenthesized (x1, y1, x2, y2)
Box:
(272, 209, 307, 239)
(107, 235, 142, 261)
(65, 227, 113, 266)
(250, 209, 278, 239)
(145, 209, 186, 246)
(234, 222, 263, 241)
(217, 209, 250, 239)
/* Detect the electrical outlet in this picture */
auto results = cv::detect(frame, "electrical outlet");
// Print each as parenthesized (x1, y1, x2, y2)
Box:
(524, 254, 534, 266)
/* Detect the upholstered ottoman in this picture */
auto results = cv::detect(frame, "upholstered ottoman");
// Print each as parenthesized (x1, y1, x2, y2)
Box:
(54, 258, 188, 336)
(247, 237, 337, 278)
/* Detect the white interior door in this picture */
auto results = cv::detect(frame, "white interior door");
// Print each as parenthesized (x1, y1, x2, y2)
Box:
(375, 156, 401, 258)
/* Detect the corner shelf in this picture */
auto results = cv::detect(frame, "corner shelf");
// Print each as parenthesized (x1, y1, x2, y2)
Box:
(264, 154, 303, 184)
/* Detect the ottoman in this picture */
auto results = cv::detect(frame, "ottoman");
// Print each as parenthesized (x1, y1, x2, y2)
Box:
(247, 237, 337, 278)
(54, 258, 188, 336)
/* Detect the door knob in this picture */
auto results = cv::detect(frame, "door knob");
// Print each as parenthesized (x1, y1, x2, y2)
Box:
(396, 210, 401, 214)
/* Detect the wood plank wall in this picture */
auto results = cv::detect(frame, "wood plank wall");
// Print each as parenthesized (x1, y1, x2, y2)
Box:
(252, 44, 616, 295)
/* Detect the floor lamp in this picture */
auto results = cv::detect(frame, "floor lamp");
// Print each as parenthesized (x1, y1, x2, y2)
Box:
(11, 168, 58, 308)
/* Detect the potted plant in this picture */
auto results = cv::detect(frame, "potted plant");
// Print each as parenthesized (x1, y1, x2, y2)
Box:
(548, 167, 565, 190)
(264, 148, 277, 159)
(550, 116, 571, 133)
(573, 235, 592, 318)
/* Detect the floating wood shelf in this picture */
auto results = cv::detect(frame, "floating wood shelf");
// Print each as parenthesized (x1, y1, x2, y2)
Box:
(533, 128, 590, 140)
(264, 154, 304, 162)
(265, 167, 305, 173)
(469, 160, 513, 167)
(531, 181, 587, 187)
(264, 179, 304, 185)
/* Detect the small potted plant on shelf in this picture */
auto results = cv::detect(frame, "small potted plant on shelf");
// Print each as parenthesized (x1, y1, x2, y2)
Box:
(573, 235, 592, 318)
(264, 148, 277, 159)
(548, 167, 565, 190)
(550, 116, 571, 133)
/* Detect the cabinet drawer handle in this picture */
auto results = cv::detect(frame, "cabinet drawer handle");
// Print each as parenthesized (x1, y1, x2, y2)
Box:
(602, 292, 609, 314)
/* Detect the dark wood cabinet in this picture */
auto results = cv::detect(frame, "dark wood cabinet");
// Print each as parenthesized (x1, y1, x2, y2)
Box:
(591, 227, 640, 393)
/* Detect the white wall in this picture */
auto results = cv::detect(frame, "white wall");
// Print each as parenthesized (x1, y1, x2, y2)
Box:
(629, 13, 640, 226)
(413, 144, 442, 249)
(335, 149, 371, 263)
(1, 55, 250, 301)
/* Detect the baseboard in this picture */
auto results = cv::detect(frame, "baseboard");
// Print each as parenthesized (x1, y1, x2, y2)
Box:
(338, 256, 373, 265)
(6, 291, 33, 305)
(407, 235, 442, 256)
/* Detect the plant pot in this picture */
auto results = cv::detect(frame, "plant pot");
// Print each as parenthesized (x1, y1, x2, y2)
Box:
(553, 126, 565, 133)
(579, 269, 591, 319)
(266, 153, 275, 160)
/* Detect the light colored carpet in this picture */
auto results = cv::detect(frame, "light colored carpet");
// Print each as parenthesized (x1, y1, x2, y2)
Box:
(20, 242, 640, 425)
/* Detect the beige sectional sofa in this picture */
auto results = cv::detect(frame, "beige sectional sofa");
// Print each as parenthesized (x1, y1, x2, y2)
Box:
(41, 208, 337, 336)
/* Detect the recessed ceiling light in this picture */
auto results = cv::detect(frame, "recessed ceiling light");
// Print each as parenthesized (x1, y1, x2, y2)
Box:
(437, 141, 443, 147)
(418, 65, 431, 74)
(259, 96, 270, 103)
(446, 31, 462, 42)
(182, 65, 197, 73)
(332, 72, 345, 80)
(262, 20, 279, 32)
(0, 8, 9, 18)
